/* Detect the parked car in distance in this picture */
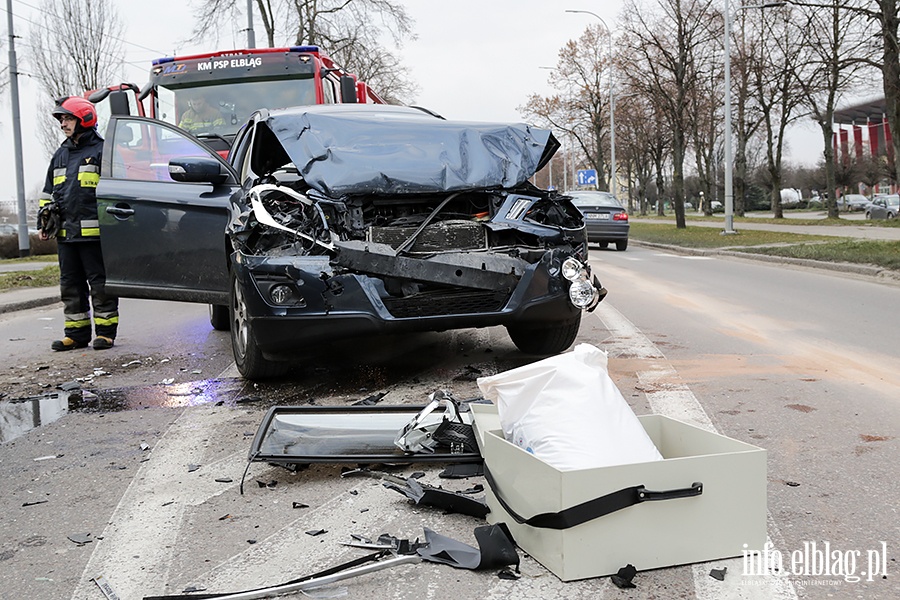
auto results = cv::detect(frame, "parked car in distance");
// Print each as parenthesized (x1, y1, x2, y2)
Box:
(566, 190, 629, 251)
(837, 194, 869, 212)
(95, 104, 607, 379)
(780, 188, 801, 208)
(866, 194, 899, 220)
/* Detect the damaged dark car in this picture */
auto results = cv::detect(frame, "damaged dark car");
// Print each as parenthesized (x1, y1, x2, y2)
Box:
(97, 104, 605, 379)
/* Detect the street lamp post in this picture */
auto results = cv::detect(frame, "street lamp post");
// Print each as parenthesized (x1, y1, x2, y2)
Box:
(723, 2, 784, 235)
(723, 0, 736, 234)
(565, 10, 616, 199)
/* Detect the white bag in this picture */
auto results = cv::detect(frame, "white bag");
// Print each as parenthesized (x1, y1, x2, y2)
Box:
(476, 343, 663, 471)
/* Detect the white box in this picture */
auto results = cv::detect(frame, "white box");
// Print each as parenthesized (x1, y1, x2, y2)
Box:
(470, 403, 767, 581)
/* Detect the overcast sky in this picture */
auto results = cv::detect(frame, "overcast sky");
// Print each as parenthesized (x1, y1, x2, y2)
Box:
(1, 0, 825, 212)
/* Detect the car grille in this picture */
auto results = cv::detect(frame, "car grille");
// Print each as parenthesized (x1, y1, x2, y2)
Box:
(383, 288, 511, 318)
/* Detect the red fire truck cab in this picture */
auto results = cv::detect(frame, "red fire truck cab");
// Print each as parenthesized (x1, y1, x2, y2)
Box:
(88, 46, 383, 156)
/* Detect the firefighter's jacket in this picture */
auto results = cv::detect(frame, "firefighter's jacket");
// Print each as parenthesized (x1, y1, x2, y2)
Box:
(39, 129, 104, 242)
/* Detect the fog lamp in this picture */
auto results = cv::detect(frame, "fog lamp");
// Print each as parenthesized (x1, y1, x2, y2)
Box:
(568, 279, 599, 309)
(561, 257, 587, 282)
(270, 284, 293, 305)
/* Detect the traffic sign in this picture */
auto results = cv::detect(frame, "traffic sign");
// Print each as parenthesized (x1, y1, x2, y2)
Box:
(577, 169, 597, 186)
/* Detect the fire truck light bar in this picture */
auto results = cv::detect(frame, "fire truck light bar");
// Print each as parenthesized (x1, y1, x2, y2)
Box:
(152, 46, 321, 66)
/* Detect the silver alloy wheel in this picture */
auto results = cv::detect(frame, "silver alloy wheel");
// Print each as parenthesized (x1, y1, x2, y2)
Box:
(232, 278, 249, 358)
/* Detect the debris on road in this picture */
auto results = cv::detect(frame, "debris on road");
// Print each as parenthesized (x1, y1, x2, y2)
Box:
(611, 564, 637, 589)
(709, 566, 727, 581)
(67, 533, 93, 546)
(383, 476, 488, 518)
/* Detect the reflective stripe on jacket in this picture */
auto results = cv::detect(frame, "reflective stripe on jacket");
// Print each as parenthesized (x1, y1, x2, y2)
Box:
(41, 129, 104, 242)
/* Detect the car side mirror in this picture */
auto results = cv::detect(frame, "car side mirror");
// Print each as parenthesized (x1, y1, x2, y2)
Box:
(169, 156, 229, 185)
(340, 75, 358, 103)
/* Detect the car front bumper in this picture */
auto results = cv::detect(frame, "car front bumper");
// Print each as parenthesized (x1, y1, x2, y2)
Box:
(233, 247, 596, 358)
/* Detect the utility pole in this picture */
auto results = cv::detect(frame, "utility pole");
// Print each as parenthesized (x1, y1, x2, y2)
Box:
(6, 0, 29, 256)
(246, 0, 256, 48)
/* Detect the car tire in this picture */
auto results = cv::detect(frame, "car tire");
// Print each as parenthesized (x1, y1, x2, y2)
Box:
(209, 304, 230, 331)
(865, 211, 872, 220)
(598, 242, 609, 249)
(230, 272, 289, 380)
(615, 239, 628, 251)
(506, 315, 581, 356)
(889, 212, 895, 220)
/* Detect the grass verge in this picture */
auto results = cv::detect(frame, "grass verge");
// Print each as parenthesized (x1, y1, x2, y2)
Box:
(628, 222, 833, 248)
(629, 222, 900, 271)
(0, 265, 59, 290)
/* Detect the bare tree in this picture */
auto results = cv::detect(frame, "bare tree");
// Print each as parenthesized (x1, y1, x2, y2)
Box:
(746, 6, 807, 218)
(616, 92, 670, 214)
(27, 0, 124, 155)
(521, 25, 616, 192)
(190, 0, 417, 104)
(621, 0, 720, 228)
(788, 0, 873, 217)
(686, 49, 723, 216)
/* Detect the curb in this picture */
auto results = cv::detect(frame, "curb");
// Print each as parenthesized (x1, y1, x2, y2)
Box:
(629, 240, 900, 284)
(0, 289, 60, 315)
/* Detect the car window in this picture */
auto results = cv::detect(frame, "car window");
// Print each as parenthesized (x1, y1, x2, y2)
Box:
(110, 119, 221, 182)
(570, 193, 622, 208)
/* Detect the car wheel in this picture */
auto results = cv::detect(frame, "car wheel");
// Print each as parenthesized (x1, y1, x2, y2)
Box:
(615, 239, 628, 251)
(506, 315, 581, 355)
(598, 242, 609, 249)
(230, 272, 289, 380)
(209, 304, 230, 331)
(865, 211, 872, 220)
(888, 212, 896, 220)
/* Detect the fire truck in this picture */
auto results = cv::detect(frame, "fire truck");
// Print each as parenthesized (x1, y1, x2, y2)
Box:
(89, 46, 383, 153)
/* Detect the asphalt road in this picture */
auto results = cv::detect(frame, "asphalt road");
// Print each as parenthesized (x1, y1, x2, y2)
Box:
(1, 232, 899, 599)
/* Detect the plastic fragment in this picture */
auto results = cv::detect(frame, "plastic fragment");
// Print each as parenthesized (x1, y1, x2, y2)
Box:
(92, 575, 121, 600)
(33, 454, 62, 461)
(22, 500, 49, 507)
(293, 502, 309, 509)
(68, 533, 93, 546)
(709, 567, 727, 581)
(215, 478, 233, 483)
(139, 442, 150, 451)
(352, 391, 387, 406)
(611, 564, 637, 589)
(187, 464, 200, 472)
(306, 529, 327, 536)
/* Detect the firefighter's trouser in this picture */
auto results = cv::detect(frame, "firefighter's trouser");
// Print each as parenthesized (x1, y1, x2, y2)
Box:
(57, 241, 119, 345)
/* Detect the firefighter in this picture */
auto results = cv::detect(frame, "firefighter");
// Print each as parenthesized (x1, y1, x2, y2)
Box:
(178, 93, 225, 132)
(39, 96, 119, 351)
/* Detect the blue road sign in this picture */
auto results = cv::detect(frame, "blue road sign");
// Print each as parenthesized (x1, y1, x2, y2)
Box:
(577, 169, 597, 186)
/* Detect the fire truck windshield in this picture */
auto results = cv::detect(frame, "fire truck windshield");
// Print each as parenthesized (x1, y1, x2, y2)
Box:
(157, 79, 319, 137)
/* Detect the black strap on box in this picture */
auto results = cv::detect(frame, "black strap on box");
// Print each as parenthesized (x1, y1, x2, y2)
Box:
(483, 465, 702, 530)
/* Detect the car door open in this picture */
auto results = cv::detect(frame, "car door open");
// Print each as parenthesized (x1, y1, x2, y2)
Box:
(97, 116, 238, 304)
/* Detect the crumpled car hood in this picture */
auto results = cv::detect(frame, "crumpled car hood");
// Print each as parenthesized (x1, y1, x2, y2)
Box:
(262, 105, 560, 197)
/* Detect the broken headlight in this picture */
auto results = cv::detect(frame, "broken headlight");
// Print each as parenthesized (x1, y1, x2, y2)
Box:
(561, 257, 600, 310)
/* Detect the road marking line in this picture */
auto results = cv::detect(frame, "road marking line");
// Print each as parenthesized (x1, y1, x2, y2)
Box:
(70, 406, 262, 600)
(594, 302, 798, 600)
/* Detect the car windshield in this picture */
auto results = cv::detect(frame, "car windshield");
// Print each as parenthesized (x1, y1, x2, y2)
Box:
(569, 193, 622, 208)
(158, 79, 318, 137)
